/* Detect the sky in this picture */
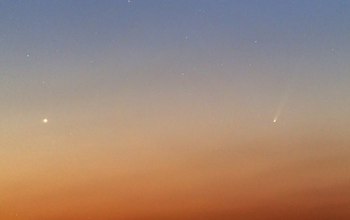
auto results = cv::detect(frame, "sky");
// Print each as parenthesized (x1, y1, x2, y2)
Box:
(1, 0, 350, 219)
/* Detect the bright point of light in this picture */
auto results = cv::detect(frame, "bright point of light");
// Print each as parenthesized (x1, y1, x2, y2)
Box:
(42, 118, 48, 123)
(273, 119, 277, 123)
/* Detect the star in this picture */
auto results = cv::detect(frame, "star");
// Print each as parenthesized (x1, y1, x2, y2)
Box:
(42, 118, 48, 124)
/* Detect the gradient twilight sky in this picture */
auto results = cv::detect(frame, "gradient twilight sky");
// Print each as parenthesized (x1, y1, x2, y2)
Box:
(1, 1, 350, 219)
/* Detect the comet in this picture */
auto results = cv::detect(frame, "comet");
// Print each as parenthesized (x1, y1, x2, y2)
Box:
(273, 91, 290, 124)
